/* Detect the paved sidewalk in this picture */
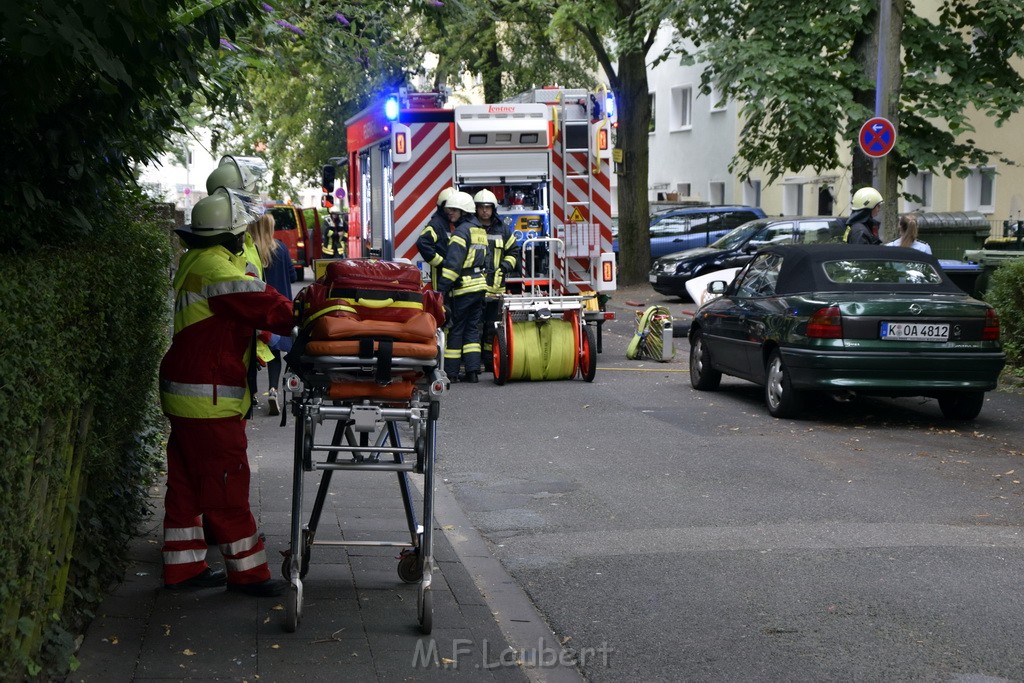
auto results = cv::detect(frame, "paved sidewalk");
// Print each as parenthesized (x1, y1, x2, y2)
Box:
(73, 398, 581, 682)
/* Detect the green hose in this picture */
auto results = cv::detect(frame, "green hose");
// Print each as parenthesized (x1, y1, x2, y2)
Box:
(509, 319, 577, 381)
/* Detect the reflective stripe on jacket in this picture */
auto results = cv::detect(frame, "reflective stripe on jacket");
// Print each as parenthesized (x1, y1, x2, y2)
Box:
(473, 216, 520, 296)
(437, 219, 488, 296)
(417, 209, 451, 289)
(160, 244, 293, 419)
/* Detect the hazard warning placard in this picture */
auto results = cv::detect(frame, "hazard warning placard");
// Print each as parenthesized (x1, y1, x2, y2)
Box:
(568, 207, 585, 223)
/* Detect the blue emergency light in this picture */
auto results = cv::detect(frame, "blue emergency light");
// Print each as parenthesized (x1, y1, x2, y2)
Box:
(384, 96, 400, 121)
(605, 93, 616, 119)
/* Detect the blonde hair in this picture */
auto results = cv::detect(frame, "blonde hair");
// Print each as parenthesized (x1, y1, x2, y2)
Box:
(897, 214, 918, 249)
(247, 213, 276, 268)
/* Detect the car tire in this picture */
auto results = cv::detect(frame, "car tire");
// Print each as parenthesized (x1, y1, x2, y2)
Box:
(689, 329, 721, 391)
(938, 391, 985, 421)
(765, 349, 802, 418)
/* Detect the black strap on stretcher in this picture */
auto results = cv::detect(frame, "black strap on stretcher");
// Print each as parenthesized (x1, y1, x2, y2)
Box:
(328, 287, 423, 303)
(358, 338, 394, 385)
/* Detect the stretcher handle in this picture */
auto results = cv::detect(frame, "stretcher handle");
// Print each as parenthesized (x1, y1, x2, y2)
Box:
(353, 297, 394, 309)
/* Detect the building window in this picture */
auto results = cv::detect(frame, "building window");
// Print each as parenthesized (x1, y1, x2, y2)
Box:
(743, 179, 761, 208)
(677, 183, 691, 198)
(965, 166, 995, 213)
(905, 172, 932, 211)
(783, 184, 804, 216)
(708, 82, 726, 113)
(648, 92, 656, 134)
(709, 182, 725, 205)
(670, 85, 692, 131)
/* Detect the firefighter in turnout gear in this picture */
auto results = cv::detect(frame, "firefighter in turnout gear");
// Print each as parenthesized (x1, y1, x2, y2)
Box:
(471, 189, 520, 372)
(159, 187, 293, 597)
(323, 205, 347, 257)
(417, 187, 455, 289)
(436, 191, 488, 382)
(844, 187, 884, 245)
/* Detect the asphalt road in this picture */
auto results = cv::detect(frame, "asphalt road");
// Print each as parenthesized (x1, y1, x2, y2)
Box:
(435, 283, 1024, 682)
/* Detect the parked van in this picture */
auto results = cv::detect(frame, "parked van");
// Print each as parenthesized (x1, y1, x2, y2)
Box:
(265, 203, 322, 281)
(613, 205, 766, 261)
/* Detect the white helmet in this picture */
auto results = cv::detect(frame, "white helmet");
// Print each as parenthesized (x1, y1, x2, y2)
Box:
(437, 187, 455, 207)
(206, 155, 267, 194)
(445, 191, 476, 214)
(329, 204, 342, 214)
(473, 189, 498, 207)
(190, 188, 256, 237)
(851, 187, 883, 210)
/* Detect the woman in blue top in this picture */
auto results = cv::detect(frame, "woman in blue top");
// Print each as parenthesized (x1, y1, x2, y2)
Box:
(249, 213, 297, 415)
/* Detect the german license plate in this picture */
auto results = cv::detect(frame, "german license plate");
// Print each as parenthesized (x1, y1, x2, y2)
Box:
(880, 321, 949, 341)
(649, 274, 657, 283)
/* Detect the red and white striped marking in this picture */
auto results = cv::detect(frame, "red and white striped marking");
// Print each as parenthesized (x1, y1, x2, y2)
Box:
(393, 122, 453, 261)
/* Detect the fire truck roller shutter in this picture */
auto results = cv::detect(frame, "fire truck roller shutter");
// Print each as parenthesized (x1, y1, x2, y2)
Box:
(453, 152, 550, 185)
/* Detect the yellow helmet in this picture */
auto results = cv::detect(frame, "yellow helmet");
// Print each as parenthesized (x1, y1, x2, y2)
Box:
(445, 191, 476, 214)
(437, 187, 455, 207)
(473, 189, 498, 207)
(851, 187, 883, 210)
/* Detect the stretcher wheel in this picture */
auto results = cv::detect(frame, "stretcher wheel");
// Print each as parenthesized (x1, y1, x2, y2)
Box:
(493, 325, 510, 385)
(397, 548, 422, 583)
(418, 582, 433, 634)
(284, 578, 302, 632)
(580, 325, 597, 382)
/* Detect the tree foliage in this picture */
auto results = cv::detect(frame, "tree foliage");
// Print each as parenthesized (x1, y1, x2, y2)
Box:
(206, 0, 596, 199)
(672, 0, 1024, 189)
(0, 0, 266, 251)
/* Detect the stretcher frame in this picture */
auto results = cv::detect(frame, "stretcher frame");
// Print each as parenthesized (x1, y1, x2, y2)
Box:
(281, 334, 447, 634)
(493, 237, 599, 384)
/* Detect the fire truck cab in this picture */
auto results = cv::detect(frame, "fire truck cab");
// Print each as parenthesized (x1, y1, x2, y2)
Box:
(341, 86, 617, 298)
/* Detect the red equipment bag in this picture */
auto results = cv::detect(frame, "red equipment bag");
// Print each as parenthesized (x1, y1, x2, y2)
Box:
(291, 260, 444, 399)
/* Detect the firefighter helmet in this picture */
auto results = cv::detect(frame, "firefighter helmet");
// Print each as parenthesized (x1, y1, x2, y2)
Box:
(329, 204, 342, 214)
(445, 191, 476, 214)
(436, 187, 455, 207)
(473, 189, 498, 207)
(206, 155, 268, 194)
(851, 187, 883, 211)
(190, 188, 255, 236)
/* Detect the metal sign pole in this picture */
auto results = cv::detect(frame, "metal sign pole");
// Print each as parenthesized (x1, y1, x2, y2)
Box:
(872, 0, 892, 199)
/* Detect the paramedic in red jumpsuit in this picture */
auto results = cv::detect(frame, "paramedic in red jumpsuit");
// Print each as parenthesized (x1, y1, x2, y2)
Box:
(159, 188, 293, 596)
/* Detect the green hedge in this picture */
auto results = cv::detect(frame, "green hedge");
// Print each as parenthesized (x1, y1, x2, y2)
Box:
(0, 191, 172, 679)
(986, 257, 1024, 374)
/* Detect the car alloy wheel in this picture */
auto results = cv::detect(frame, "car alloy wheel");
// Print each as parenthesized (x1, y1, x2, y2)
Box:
(765, 349, 801, 418)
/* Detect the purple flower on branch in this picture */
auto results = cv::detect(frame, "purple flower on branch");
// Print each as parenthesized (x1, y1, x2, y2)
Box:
(427, 0, 443, 6)
(335, 12, 350, 26)
(261, 3, 274, 12)
(219, 38, 239, 52)
(275, 19, 305, 36)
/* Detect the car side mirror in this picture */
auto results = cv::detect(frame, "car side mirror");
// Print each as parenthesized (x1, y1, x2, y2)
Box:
(707, 280, 727, 295)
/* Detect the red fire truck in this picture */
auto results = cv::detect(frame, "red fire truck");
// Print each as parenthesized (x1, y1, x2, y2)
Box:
(335, 86, 617, 298)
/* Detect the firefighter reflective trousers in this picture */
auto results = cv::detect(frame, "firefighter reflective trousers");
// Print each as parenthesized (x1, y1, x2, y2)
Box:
(444, 290, 485, 377)
(162, 416, 271, 586)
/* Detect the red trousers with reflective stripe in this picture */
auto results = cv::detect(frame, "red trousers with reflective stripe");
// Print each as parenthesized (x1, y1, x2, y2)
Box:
(162, 416, 271, 586)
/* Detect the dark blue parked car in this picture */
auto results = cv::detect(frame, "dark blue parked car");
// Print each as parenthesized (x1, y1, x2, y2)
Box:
(613, 205, 766, 261)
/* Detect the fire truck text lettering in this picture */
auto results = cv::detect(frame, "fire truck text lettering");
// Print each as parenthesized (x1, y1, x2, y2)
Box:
(488, 105, 516, 114)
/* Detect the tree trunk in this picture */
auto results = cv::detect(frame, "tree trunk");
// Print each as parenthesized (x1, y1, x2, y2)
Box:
(615, 51, 652, 285)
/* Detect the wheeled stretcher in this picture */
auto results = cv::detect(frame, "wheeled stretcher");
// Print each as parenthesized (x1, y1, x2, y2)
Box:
(280, 259, 447, 634)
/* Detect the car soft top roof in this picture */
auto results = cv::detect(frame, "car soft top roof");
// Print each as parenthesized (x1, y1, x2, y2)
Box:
(763, 243, 963, 295)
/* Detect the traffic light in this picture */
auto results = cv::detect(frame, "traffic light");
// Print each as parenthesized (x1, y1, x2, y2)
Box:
(321, 192, 334, 209)
(321, 164, 336, 192)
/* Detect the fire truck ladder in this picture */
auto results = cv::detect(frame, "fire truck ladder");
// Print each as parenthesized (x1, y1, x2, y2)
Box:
(558, 97, 599, 292)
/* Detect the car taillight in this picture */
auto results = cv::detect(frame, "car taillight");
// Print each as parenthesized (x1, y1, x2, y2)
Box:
(982, 307, 1000, 341)
(807, 306, 843, 338)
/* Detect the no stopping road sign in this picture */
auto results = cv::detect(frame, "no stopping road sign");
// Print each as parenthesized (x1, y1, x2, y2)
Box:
(859, 117, 896, 158)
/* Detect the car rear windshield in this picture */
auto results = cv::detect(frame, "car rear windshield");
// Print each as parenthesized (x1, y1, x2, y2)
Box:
(269, 207, 298, 231)
(822, 259, 944, 285)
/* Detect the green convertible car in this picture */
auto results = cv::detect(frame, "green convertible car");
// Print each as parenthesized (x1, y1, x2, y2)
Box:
(688, 243, 1006, 420)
